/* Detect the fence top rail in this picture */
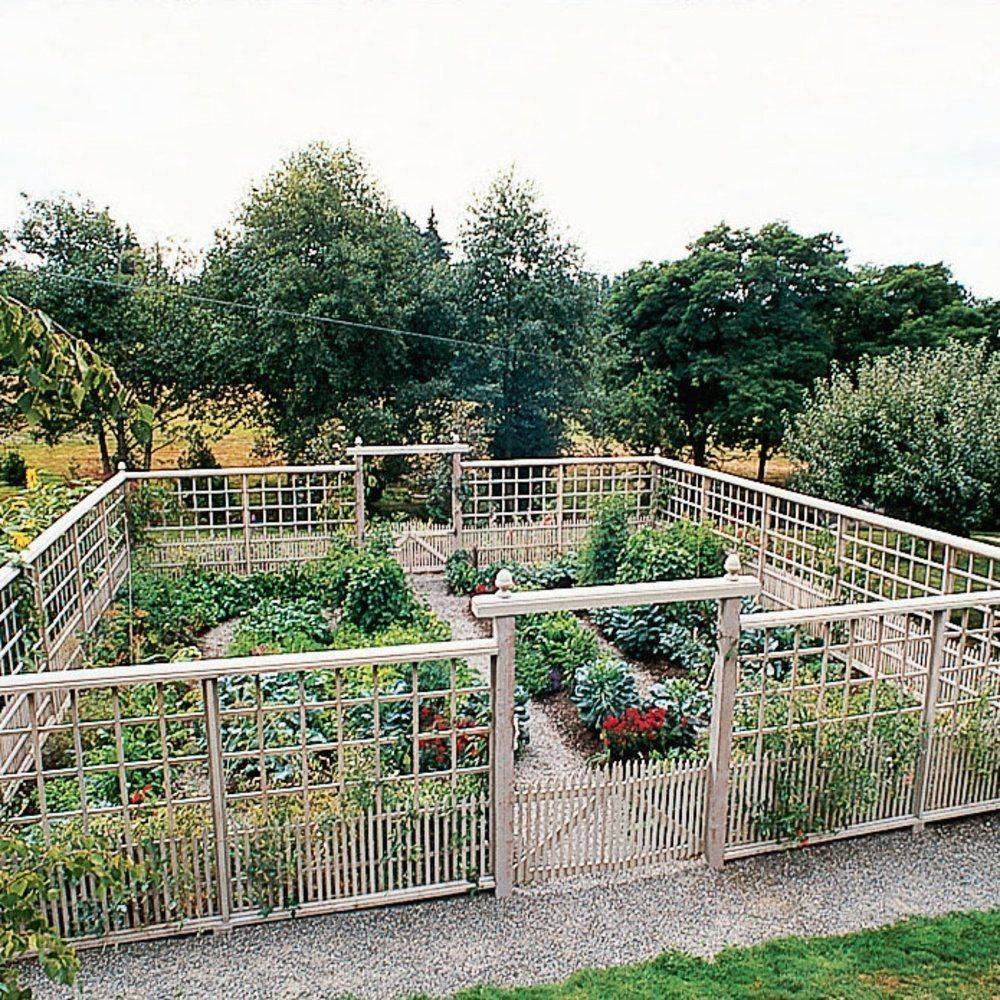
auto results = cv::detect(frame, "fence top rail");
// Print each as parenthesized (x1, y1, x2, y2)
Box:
(654, 456, 1000, 564)
(346, 443, 471, 457)
(463, 455, 656, 470)
(472, 574, 760, 618)
(18, 471, 129, 565)
(125, 465, 356, 479)
(0, 637, 499, 696)
(741, 589, 1000, 630)
(0, 562, 19, 590)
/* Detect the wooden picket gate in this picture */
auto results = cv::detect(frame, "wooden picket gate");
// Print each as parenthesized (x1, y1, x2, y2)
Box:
(513, 758, 709, 884)
(391, 519, 457, 573)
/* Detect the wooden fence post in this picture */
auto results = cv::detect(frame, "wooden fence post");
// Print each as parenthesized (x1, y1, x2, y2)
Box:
(705, 554, 742, 869)
(353, 437, 366, 543)
(240, 473, 252, 574)
(202, 677, 233, 927)
(911, 607, 947, 831)
(452, 439, 464, 550)
(555, 465, 565, 554)
(650, 449, 661, 523)
(757, 493, 771, 583)
(491, 569, 516, 897)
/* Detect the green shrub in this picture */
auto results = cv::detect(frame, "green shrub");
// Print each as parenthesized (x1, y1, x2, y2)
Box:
(515, 612, 599, 696)
(227, 597, 332, 656)
(577, 493, 632, 584)
(592, 520, 726, 660)
(445, 549, 480, 595)
(341, 553, 419, 633)
(0, 450, 27, 487)
(571, 657, 640, 730)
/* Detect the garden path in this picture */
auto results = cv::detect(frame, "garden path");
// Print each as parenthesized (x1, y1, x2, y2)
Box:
(26, 814, 1000, 999)
(411, 575, 588, 780)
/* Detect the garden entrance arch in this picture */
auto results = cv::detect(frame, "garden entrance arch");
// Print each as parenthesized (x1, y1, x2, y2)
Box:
(346, 440, 470, 573)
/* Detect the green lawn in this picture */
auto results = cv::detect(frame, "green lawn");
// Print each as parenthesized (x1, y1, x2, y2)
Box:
(445, 910, 1000, 999)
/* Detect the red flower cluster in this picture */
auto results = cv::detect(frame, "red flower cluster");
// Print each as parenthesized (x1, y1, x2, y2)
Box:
(472, 583, 493, 596)
(601, 706, 669, 759)
(417, 704, 485, 769)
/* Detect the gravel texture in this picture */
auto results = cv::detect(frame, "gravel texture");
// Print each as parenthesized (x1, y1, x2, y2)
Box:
(24, 814, 1000, 999)
(411, 576, 588, 777)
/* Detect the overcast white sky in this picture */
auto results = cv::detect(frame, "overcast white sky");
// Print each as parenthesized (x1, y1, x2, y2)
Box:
(2, 0, 999, 295)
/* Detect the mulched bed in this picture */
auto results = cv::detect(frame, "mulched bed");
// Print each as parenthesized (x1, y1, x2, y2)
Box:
(538, 688, 602, 759)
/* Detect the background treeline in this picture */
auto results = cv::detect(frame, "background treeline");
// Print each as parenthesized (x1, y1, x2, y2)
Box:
(1, 143, 997, 532)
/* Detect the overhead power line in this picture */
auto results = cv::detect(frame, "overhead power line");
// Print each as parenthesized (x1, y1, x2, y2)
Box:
(1, 266, 562, 362)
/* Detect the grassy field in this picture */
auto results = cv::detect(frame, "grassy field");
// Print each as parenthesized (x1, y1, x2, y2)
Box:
(1, 431, 795, 485)
(446, 910, 1000, 999)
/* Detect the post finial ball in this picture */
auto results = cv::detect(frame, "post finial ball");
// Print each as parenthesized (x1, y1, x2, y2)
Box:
(451, 432, 460, 444)
(495, 568, 515, 596)
(653, 447, 661, 456)
(117, 461, 127, 472)
(354, 436, 363, 446)
(724, 552, 742, 580)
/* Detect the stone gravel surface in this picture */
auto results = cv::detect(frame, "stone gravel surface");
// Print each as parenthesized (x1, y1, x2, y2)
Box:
(24, 814, 1000, 999)
(412, 576, 588, 777)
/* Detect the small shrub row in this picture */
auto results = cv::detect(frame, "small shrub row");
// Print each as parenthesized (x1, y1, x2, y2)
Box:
(514, 611, 598, 696)
(444, 549, 579, 596)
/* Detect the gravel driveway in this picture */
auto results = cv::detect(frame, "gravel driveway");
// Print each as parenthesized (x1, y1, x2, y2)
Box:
(24, 813, 1000, 999)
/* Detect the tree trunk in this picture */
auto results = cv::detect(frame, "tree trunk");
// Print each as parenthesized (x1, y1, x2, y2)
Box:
(756, 442, 769, 482)
(691, 436, 708, 467)
(96, 422, 111, 477)
(114, 416, 128, 469)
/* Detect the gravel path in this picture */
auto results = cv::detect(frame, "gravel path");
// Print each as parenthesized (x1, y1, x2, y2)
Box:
(412, 576, 588, 777)
(25, 814, 1000, 999)
(197, 617, 242, 658)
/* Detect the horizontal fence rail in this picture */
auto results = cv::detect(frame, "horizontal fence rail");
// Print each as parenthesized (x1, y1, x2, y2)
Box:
(0, 639, 497, 944)
(1, 448, 998, 942)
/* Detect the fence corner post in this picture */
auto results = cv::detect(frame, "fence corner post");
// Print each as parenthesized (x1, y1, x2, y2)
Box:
(451, 438, 464, 551)
(353, 437, 366, 543)
(705, 555, 742, 870)
(491, 570, 516, 898)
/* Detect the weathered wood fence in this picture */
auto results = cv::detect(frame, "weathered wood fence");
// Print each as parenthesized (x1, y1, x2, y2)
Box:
(0, 445, 998, 945)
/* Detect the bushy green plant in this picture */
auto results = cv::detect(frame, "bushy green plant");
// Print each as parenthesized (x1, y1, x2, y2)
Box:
(0, 479, 92, 559)
(0, 450, 27, 488)
(515, 612, 599, 696)
(577, 493, 632, 584)
(591, 520, 726, 659)
(645, 678, 712, 737)
(786, 342, 1000, 533)
(445, 549, 479, 595)
(340, 552, 418, 633)
(0, 829, 137, 998)
(571, 657, 640, 730)
(227, 597, 332, 656)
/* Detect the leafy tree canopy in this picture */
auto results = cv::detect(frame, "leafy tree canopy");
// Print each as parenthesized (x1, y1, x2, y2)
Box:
(1, 195, 220, 470)
(833, 262, 995, 363)
(786, 341, 1000, 534)
(199, 143, 457, 456)
(603, 221, 849, 475)
(453, 170, 599, 459)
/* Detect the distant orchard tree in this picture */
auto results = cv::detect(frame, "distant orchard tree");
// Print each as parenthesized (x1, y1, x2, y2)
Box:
(603, 222, 849, 477)
(1, 195, 212, 471)
(200, 143, 456, 456)
(786, 342, 1000, 534)
(452, 171, 599, 459)
(833, 262, 994, 363)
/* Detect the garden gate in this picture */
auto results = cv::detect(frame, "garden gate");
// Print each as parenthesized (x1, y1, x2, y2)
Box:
(347, 440, 468, 573)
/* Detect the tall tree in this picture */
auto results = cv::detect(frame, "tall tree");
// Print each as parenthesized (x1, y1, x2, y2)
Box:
(833, 262, 993, 363)
(452, 171, 599, 459)
(200, 143, 455, 455)
(603, 222, 849, 476)
(1, 195, 212, 471)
